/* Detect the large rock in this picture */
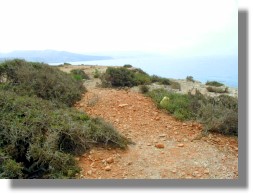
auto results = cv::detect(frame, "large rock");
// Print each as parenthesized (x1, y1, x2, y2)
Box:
(206, 86, 228, 93)
(160, 96, 170, 108)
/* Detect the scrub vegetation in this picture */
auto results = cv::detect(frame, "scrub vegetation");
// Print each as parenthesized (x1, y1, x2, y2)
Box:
(147, 89, 238, 136)
(0, 59, 128, 179)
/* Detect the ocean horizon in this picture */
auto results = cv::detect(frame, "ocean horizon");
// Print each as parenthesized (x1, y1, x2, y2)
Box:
(50, 55, 238, 88)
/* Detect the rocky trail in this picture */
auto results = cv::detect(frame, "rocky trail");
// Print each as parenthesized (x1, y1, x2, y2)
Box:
(75, 88, 238, 179)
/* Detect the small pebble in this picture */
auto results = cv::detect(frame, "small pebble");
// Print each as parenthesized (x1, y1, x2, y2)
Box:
(106, 157, 114, 164)
(155, 143, 165, 149)
(171, 169, 177, 173)
(105, 166, 111, 171)
(87, 170, 92, 175)
(178, 143, 184, 147)
(127, 161, 133, 166)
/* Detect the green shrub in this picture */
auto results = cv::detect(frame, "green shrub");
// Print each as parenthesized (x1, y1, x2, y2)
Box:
(198, 97, 238, 135)
(93, 69, 101, 78)
(218, 94, 238, 110)
(206, 81, 224, 87)
(134, 73, 152, 85)
(0, 90, 128, 178)
(123, 64, 132, 68)
(173, 109, 191, 121)
(188, 93, 238, 135)
(102, 67, 136, 87)
(187, 90, 207, 119)
(147, 89, 191, 120)
(148, 89, 238, 135)
(0, 159, 23, 179)
(186, 76, 195, 82)
(150, 75, 161, 83)
(132, 68, 151, 85)
(132, 68, 149, 75)
(72, 74, 82, 81)
(151, 75, 171, 85)
(99, 74, 111, 88)
(147, 88, 170, 106)
(0, 59, 86, 106)
(160, 78, 171, 85)
(87, 118, 129, 148)
(101, 67, 174, 88)
(139, 85, 149, 93)
(70, 69, 90, 80)
(164, 93, 192, 120)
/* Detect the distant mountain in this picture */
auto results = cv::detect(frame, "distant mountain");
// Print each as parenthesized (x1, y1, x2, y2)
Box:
(87, 50, 159, 59)
(0, 50, 113, 63)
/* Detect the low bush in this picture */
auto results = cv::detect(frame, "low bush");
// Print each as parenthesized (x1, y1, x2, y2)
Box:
(70, 69, 90, 80)
(139, 85, 150, 93)
(0, 158, 23, 179)
(87, 117, 129, 148)
(186, 76, 195, 82)
(164, 92, 192, 120)
(206, 81, 224, 87)
(101, 67, 173, 88)
(147, 89, 238, 135)
(198, 95, 238, 135)
(123, 64, 132, 68)
(217, 94, 238, 110)
(146, 88, 170, 106)
(151, 75, 171, 85)
(160, 78, 171, 85)
(0, 90, 128, 178)
(0, 59, 86, 106)
(102, 67, 136, 87)
(99, 74, 112, 88)
(132, 68, 149, 75)
(147, 89, 192, 120)
(93, 69, 101, 78)
(150, 75, 161, 83)
(134, 73, 152, 85)
(187, 90, 207, 119)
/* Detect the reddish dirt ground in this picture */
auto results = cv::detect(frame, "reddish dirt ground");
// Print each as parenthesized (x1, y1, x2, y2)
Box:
(75, 88, 238, 179)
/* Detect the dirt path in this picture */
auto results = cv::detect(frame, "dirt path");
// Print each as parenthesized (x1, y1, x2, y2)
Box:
(75, 88, 238, 179)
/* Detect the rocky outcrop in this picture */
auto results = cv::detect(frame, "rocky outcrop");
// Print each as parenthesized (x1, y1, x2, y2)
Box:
(176, 79, 238, 98)
(132, 79, 238, 98)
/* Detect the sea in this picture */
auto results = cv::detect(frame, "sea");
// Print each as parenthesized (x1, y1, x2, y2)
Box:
(50, 55, 238, 88)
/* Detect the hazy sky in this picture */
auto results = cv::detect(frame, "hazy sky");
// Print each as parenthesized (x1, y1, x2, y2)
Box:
(0, 0, 237, 56)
